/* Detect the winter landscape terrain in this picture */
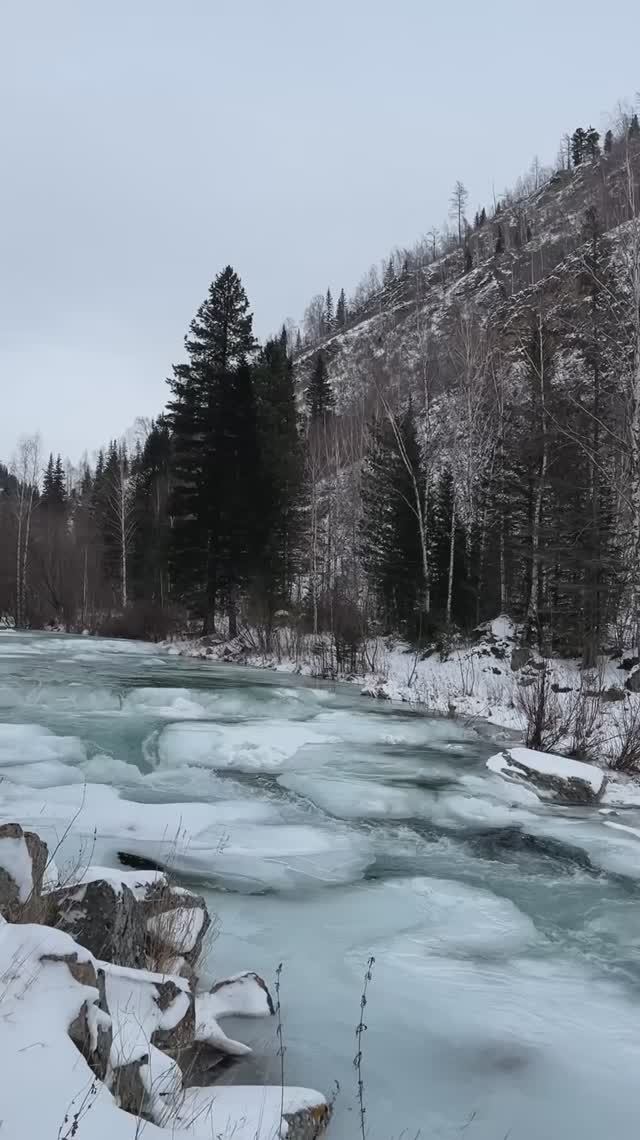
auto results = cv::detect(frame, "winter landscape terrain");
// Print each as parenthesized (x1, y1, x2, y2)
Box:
(4, 10, 640, 1133)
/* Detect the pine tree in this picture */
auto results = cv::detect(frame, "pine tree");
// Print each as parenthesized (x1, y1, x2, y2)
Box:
(325, 288, 334, 333)
(130, 419, 171, 607)
(42, 454, 55, 505)
(571, 127, 587, 166)
(306, 351, 334, 421)
(336, 288, 347, 329)
(629, 113, 640, 140)
(495, 226, 504, 255)
(383, 258, 396, 287)
(295, 328, 303, 354)
(252, 333, 304, 613)
(167, 266, 258, 630)
(585, 126, 600, 160)
(361, 411, 425, 633)
(479, 207, 487, 226)
(604, 129, 614, 155)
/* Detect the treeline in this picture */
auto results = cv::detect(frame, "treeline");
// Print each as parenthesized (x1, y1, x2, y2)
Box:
(2, 116, 640, 669)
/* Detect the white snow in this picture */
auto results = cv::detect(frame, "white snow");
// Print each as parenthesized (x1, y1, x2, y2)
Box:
(207, 971, 274, 1018)
(487, 746, 607, 794)
(160, 1084, 327, 1139)
(75, 864, 167, 897)
(147, 905, 206, 954)
(0, 922, 187, 1140)
(0, 830, 34, 902)
(101, 959, 191, 1066)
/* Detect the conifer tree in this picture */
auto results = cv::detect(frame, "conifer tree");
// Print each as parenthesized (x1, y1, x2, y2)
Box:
(167, 265, 257, 631)
(252, 332, 304, 613)
(361, 411, 425, 632)
(42, 454, 55, 505)
(571, 127, 587, 166)
(604, 129, 614, 155)
(629, 113, 640, 140)
(585, 126, 600, 159)
(325, 288, 334, 333)
(306, 351, 334, 421)
(336, 288, 347, 329)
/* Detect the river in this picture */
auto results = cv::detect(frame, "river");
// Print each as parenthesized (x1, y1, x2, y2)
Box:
(0, 630, 639, 1139)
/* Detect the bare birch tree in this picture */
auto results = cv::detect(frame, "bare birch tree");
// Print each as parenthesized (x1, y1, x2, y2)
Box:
(11, 435, 41, 628)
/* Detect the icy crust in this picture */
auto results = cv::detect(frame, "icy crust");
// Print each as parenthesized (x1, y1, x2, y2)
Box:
(0, 780, 374, 891)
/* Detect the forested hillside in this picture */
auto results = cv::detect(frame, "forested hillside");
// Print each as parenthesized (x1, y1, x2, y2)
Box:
(3, 111, 640, 666)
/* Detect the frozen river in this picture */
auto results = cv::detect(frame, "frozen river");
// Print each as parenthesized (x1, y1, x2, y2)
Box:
(0, 630, 639, 1139)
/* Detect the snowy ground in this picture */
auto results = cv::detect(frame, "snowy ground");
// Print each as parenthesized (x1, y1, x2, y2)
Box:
(164, 615, 640, 781)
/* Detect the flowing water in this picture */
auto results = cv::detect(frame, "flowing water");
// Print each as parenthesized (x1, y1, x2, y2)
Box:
(1, 630, 640, 1139)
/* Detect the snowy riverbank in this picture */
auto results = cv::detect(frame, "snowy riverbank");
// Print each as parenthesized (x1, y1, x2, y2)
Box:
(163, 615, 640, 810)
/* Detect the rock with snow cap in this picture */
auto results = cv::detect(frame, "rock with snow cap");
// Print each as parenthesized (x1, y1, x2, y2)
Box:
(0, 821, 48, 920)
(47, 877, 146, 968)
(487, 746, 607, 804)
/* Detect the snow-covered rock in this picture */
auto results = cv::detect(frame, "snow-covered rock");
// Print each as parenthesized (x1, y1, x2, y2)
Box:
(142, 880, 211, 969)
(48, 877, 147, 968)
(0, 831, 330, 1140)
(0, 820, 48, 919)
(208, 970, 275, 1017)
(487, 747, 607, 804)
(194, 971, 275, 1057)
(160, 1084, 330, 1140)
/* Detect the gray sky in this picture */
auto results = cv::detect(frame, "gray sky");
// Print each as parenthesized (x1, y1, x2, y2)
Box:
(2, 0, 639, 466)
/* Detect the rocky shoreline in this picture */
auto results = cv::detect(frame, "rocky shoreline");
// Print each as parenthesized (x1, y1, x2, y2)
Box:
(0, 821, 331, 1140)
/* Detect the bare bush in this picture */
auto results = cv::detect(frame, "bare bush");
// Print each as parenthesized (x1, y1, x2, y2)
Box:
(568, 669, 605, 761)
(515, 666, 566, 751)
(608, 701, 640, 772)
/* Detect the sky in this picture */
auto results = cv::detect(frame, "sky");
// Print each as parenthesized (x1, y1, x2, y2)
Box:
(1, 0, 639, 465)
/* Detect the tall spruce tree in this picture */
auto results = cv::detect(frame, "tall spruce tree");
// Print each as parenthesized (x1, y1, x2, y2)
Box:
(252, 331, 304, 614)
(325, 288, 334, 334)
(604, 129, 614, 155)
(336, 288, 347, 329)
(306, 351, 334, 421)
(167, 266, 258, 632)
(361, 411, 425, 633)
(585, 126, 600, 159)
(571, 127, 587, 166)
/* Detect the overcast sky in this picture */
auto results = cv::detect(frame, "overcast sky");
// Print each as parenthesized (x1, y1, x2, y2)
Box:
(2, 0, 639, 465)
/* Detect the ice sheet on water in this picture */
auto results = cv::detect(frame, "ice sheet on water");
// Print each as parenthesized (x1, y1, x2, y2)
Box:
(0, 723, 87, 767)
(0, 779, 372, 891)
(364, 876, 541, 958)
(155, 720, 336, 773)
(122, 683, 335, 724)
(279, 769, 438, 819)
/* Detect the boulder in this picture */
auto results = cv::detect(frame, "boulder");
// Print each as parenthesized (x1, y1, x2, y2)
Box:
(38, 949, 112, 1081)
(48, 879, 146, 968)
(487, 747, 607, 804)
(0, 822, 48, 920)
(141, 881, 211, 971)
(101, 959, 195, 1060)
(510, 646, 532, 672)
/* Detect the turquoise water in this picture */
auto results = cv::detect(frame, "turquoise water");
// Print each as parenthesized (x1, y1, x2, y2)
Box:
(1, 630, 639, 1139)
